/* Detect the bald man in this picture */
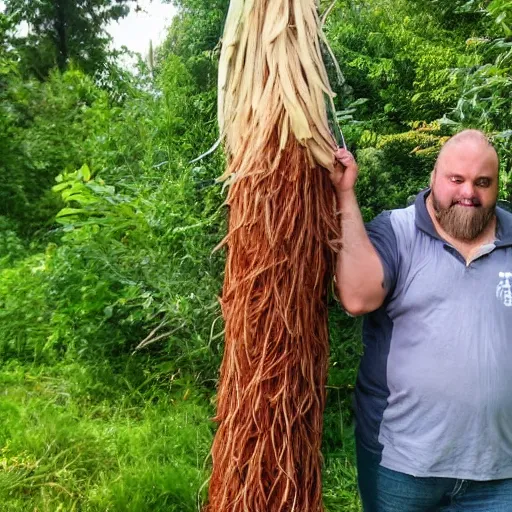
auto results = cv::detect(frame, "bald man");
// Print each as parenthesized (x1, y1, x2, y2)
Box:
(333, 130, 512, 511)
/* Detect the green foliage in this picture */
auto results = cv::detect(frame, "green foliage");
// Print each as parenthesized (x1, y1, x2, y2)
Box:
(0, 68, 120, 234)
(457, 0, 512, 34)
(488, 0, 512, 33)
(165, 0, 228, 61)
(53, 164, 138, 229)
(0, 51, 225, 391)
(355, 126, 445, 219)
(451, 39, 512, 133)
(0, 217, 25, 268)
(443, 0, 512, 196)
(324, 0, 478, 131)
(158, 0, 228, 92)
(406, 0, 490, 32)
(0, 254, 51, 361)
(0, 166, 224, 374)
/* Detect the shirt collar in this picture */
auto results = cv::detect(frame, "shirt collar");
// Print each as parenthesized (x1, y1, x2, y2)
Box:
(414, 188, 512, 247)
(414, 188, 441, 240)
(495, 207, 512, 246)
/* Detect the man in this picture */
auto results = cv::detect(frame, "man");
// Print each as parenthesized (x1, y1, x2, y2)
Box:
(333, 130, 512, 511)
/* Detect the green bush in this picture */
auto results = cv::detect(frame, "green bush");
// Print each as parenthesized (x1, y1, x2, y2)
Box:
(356, 126, 445, 220)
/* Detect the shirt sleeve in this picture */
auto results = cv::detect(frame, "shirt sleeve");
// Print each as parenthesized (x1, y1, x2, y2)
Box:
(365, 211, 399, 296)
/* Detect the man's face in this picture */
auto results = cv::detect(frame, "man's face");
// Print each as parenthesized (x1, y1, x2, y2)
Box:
(431, 141, 499, 242)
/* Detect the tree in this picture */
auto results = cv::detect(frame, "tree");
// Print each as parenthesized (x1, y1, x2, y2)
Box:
(155, 0, 228, 91)
(3, 0, 132, 78)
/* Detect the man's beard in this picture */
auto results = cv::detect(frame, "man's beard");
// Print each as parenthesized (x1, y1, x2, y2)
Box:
(431, 191, 496, 242)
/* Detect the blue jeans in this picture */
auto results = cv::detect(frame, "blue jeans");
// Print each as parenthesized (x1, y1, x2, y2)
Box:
(356, 439, 512, 511)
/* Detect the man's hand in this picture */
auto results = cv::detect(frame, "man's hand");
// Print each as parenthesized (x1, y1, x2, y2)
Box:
(331, 148, 359, 193)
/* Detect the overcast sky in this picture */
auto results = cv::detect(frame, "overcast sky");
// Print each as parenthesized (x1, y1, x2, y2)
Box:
(108, 0, 177, 58)
(0, 0, 177, 59)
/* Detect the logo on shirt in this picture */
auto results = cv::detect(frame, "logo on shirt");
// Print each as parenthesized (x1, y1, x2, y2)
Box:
(496, 272, 512, 307)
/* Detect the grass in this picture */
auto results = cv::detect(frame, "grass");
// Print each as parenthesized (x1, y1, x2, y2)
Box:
(0, 357, 360, 511)
(0, 360, 213, 511)
(323, 430, 361, 511)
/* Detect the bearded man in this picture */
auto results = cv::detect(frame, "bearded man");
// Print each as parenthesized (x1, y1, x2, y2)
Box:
(333, 130, 512, 511)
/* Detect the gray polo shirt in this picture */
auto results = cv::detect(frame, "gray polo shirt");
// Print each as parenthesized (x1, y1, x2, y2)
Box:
(356, 189, 512, 480)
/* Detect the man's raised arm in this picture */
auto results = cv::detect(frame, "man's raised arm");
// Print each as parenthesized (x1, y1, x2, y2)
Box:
(332, 149, 388, 316)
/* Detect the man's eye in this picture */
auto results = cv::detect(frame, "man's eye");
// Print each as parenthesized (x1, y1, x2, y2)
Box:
(450, 177, 463, 183)
(476, 179, 491, 187)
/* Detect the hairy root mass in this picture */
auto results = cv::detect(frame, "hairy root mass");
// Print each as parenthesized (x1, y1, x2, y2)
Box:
(206, 134, 340, 512)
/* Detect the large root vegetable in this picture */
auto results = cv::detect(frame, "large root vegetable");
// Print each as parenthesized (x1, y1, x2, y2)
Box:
(207, 1, 342, 510)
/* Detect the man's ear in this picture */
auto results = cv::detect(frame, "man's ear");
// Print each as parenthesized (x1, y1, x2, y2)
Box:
(429, 167, 436, 187)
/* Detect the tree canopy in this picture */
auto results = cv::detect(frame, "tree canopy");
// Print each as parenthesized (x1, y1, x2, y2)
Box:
(4, 0, 132, 77)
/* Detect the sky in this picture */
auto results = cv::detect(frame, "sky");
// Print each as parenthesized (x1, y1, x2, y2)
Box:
(107, 0, 177, 58)
(0, 0, 177, 60)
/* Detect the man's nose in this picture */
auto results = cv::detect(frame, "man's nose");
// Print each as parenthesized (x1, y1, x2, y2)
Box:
(461, 182, 475, 198)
